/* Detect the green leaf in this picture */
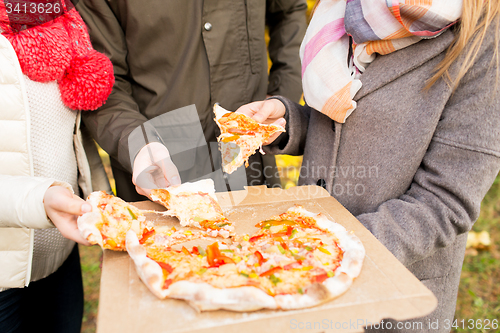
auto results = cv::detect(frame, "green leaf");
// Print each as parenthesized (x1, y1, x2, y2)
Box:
(269, 274, 281, 285)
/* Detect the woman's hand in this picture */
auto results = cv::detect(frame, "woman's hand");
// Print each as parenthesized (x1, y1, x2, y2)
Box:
(43, 186, 92, 245)
(132, 142, 181, 197)
(236, 99, 286, 145)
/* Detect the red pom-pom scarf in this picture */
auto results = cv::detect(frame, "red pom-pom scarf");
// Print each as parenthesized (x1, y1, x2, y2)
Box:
(0, 2, 114, 111)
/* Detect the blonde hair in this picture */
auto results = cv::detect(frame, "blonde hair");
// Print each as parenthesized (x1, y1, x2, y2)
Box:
(427, 0, 500, 90)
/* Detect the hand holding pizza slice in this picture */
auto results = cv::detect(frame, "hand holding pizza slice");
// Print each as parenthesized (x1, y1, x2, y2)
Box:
(214, 104, 285, 174)
(77, 191, 153, 251)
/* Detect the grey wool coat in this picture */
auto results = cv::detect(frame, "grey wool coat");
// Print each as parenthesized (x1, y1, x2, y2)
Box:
(267, 27, 500, 332)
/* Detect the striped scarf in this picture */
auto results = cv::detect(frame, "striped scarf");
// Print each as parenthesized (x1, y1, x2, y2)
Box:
(300, 0, 462, 123)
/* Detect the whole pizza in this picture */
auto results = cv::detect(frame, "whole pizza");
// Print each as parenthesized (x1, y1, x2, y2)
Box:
(78, 180, 365, 312)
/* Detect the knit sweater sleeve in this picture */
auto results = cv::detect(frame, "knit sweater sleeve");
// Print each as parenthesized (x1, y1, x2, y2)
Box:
(0, 175, 72, 229)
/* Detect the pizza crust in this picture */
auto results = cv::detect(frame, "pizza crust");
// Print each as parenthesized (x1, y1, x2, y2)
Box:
(78, 211, 104, 247)
(126, 230, 171, 299)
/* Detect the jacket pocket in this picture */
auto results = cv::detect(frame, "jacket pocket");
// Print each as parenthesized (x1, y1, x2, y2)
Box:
(244, 0, 265, 75)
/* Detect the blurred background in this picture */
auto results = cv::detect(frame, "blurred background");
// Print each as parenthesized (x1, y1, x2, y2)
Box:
(79, 1, 499, 332)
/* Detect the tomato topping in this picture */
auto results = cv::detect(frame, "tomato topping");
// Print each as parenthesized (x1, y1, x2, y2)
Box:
(192, 246, 200, 255)
(314, 271, 329, 283)
(163, 278, 173, 289)
(181, 246, 191, 256)
(260, 266, 282, 277)
(254, 250, 267, 265)
(139, 229, 155, 244)
(283, 262, 301, 270)
(206, 243, 235, 267)
(280, 242, 289, 251)
(249, 234, 265, 243)
(157, 262, 174, 274)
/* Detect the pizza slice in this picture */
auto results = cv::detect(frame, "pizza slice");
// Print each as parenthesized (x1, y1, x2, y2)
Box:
(77, 191, 153, 251)
(150, 179, 234, 238)
(214, 104, 285, 174)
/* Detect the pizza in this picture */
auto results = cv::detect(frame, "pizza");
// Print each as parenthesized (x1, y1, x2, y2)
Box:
(126, 205, 365, 311)
(214, 104, 285, 174)
(77, 191, 153, 251)
(150, 179, 234, 238)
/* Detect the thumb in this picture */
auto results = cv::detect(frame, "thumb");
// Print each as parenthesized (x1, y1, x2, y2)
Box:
(44, 186, 90, 216)
(158, 157, 181, 186)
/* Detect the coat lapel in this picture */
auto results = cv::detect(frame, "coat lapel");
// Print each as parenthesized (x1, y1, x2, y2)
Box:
(354, 29, 455, 101)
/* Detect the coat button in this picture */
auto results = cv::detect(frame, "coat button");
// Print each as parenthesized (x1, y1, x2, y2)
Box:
(204, 22, 213, 31)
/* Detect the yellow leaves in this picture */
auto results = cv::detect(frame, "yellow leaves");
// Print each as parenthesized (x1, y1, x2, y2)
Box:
(466, 231, 491, 256)
(276, 155, 303, 188)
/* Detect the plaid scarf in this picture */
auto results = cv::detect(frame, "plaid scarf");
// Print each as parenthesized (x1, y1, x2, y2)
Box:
(300, 0, 462, 123)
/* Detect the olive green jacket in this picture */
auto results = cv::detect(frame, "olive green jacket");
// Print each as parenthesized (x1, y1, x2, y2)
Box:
(77, 0, 306, 181)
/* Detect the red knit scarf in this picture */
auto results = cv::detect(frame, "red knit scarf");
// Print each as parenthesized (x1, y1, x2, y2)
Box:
(0, 1, 114, 110)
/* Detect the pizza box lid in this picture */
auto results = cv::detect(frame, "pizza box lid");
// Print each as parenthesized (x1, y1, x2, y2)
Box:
(96, 185, 437, 333)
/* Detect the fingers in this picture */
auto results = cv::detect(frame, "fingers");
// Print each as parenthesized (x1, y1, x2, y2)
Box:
(44, 186, 91, 216)
(251, 100, 278, 124)
(134, 165, 160, 196)
(159, 157, 181, 186)
(43, 186, 91, 245)
(273, 118, 286, 128)
(236, 99, 286, 124)
(51, 213, 91, 245)
(133, 143, 181, 197)
(235, 101, 264, 118)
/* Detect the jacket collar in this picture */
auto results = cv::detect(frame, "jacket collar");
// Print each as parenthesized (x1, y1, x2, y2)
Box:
(354, 29, 456, 101)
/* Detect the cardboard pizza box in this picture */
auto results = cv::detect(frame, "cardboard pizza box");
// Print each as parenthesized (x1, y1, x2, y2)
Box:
(96, 185, 437, 333)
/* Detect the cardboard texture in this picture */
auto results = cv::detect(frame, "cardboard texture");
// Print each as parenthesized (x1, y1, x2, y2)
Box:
(96, 185, 437, 333)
